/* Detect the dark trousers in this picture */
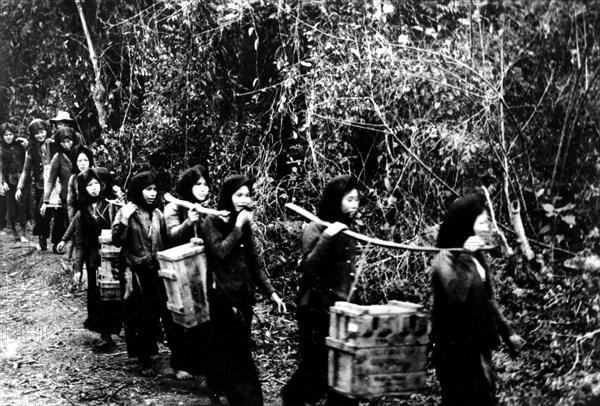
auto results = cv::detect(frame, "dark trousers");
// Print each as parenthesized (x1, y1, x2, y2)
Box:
(123, 264, 162, 361)
(5, 183, 27, 230)
(32, 186, 50, 237)
(50, 200, 68, 244)
(0, 194, 6, 229)
(283, 306, 358, 406)
(79, 245, 122, 335)
(433, 344, 497, 406)
(207, 291, 263, 406)
(163, 316, 210, 375)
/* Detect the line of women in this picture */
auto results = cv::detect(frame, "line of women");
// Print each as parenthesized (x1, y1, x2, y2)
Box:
(1, 113, 85, 252)
(3, 116, 523, 406)
(95, 164, 286, 406)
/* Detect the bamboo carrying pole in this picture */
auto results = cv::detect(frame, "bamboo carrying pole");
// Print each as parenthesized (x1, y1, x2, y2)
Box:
(163, 193, 230, 217)
(285, 203, 498, 253)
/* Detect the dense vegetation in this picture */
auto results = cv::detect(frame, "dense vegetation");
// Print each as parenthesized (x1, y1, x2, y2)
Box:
(1, 0, 599, 404)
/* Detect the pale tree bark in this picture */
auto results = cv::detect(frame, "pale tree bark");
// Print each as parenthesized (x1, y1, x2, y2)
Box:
(74, 0, 108, 130)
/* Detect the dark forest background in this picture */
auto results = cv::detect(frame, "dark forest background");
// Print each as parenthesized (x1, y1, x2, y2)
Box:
(1, 1, 599, 404)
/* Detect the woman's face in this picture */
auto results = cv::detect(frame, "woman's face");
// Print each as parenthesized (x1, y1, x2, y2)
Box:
(231, 185, 251, 212)
(3, 130, 15, 144)
(341, 189, 359, 218)
(192, 176, 209, 203)
(142, 184, 157, 205)
(34, 130, 47, 143)
(61, 138, 73, 152)
(473, 211, 491, 239)
(77, 153, 90, 172)
(86, 178, 101, 197)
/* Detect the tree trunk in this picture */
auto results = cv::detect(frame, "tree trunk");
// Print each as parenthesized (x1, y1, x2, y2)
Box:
(74, 0, 107, 130)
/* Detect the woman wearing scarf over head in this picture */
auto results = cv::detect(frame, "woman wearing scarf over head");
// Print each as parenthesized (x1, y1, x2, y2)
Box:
(282, 174, 360, 406)
(112, 171, 168, 376)
(67, 144, 94, 221)
(163, 164, 212, 380)
(431, 192, 523, 406)
(41, 127, 79, 253)
(16, 119, 55, 250)
(57, 168, 123, 351)
(201, 174, 286, 406)
(0, 123, 28, 242)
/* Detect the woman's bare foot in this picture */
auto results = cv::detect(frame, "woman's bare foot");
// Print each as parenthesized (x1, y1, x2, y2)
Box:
(140, 358, 156, 377)
(93, 334, 115, 353)
(174, 369, 193, 380)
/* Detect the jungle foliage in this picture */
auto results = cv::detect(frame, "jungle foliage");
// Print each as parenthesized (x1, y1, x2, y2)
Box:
(1, 1, 599, 404)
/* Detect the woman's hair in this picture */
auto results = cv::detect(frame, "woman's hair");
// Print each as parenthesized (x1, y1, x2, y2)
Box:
(175, 164, 210, 202)
(26, 119, 49, 170)
(28, 119, 47, 139)
(317, 174, 358, 225)
(76, 168, 103, 206)
(0, 122, 17, 141)
(127, 171, 157, 209)
(436, 192, 487, 249)
(70, 144, 95, 175)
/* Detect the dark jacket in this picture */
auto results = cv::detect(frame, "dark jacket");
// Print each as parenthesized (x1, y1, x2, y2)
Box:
(202, 214, 275, 308)
(0, 140, 26, 187)
(164, 202, 199, 246)
(112, 207, 167, 267)
(431, 251, 513, 352)
(18, 139, 54, 190)
(62, 200, 116, 246)
(298, 222, 357, 308)
(43, 152, 71, 202)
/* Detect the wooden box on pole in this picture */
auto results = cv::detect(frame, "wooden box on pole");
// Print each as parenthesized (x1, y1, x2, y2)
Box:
(157, 240, 209, 328)
(327, 301, 430, 399)
(98, 229, 121, 301)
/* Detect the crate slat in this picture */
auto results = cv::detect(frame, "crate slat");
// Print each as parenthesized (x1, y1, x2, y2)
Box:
(329, 301, 430, 348)
(157, 242, 209, 328)
(326, 301, 430, 399)
(97, 230, 122, 301)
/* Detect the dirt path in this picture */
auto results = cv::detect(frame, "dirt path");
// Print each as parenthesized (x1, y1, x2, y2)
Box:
(0, 233, 225, 406)
(0, 227, 317, 406)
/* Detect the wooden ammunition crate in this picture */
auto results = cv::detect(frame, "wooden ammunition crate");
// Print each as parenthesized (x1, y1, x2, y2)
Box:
(329, 301, 430, 347)
(157, 242, 209, 328)
(327, 338, 428, 398)
(99, 229, 119, 259)
(97, 229, 121, 301)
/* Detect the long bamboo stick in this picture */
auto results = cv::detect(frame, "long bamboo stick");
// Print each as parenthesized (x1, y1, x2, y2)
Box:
(163, 193, 229, 217)
(285, 203, 497, 253)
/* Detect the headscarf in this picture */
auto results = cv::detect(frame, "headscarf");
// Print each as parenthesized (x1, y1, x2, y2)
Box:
(317, 174, 358, 225)
(174, 164, 210, 203)
(216, 174, 253, 227)
(70, 144, 94, 175)
(53, 127, 76, 155)
(127, 171, 157, 210)
(77, 168, 116, 240)
(217, 174, 253, 212)
(436, 192, 487, 249)
(76, 168, 104, 207)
